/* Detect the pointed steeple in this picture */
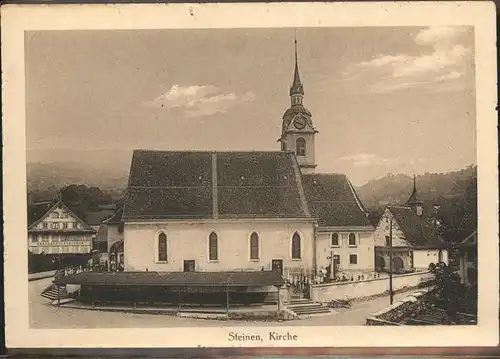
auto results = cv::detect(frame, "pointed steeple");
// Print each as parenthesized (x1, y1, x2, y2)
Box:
(406, 174, 424, 215)
(290, 31, 304, 101)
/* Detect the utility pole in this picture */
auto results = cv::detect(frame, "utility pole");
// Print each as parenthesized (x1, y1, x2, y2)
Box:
(388, 219, 394, 305)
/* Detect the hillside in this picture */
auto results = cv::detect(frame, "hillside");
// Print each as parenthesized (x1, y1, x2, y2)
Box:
(27, 161, 128, 200)
(356, 165, 477, 210)
(27, 160, 477, 212)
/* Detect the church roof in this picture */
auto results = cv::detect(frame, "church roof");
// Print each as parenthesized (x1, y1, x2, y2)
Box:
(302, 174, 373, 228)
(386, 206, 444, 249)
(122, 150, 312, 221)
(283, 105, 312, 118)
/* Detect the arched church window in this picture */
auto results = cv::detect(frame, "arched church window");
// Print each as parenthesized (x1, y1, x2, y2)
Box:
(331, 233, 339, 246)
(296, 137, 306, 156)
(250, 232, 259, 260)
(158, 232, 167, 262)
(292, 231, 301, 259)
(209, 232, 218, 261)
(348, 233, 356, 246)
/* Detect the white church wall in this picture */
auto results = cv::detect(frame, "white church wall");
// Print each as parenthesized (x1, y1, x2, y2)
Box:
(123, 220, 315, 274)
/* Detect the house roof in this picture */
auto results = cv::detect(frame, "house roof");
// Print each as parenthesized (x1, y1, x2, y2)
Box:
(123, 150, 311, 221)
(28, 199, 95, 233)
(302, 174, 373, 228)
(103, 206, 124, 224)
(83, 209, 116, 226)
(386, 206, 444, 248)
(459, 230, 477, 247)
(28, 201, 55, 226)
(54, 270, 285, 287)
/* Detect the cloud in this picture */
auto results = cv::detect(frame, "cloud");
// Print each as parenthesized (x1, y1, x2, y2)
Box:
(146, 85, 257, 118)
(345, 26, 472, 94)
(339, 153, 400, 167)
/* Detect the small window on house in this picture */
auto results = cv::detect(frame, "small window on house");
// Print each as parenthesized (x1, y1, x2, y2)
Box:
(158, 232, 167, 262)
(52, 212, 59, 219)
(63, 223, 68, 229)
(73, 222, 78, 229)
(348, 233, 356, 246)
(331, 233, 339, 246)
(32, 235, 39, 242)
(209, 232, 218, 261)
(281, 141, 287, 151)
(250, 232, 259, 260)
(51, 223, 59, 229)
(42, 223, 48, 229)
(60, 212, 68, 219)
(385, 236, 391, 247)
(349, 254, 358, 265)
(296, 137, 306, 156)
(292, 231, 301, 259)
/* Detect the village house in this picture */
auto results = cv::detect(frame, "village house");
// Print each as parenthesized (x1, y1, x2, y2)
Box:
(28, 198, 96, 255)
(374, 177, 448, 273)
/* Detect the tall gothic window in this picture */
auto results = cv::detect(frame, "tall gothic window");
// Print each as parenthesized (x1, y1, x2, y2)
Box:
(250, 232, 259, 260)
(158, 232, 167, 262)
(296, 137, 306, 156)
(292, 231, 301, 259)
(209, 232, 218, 261)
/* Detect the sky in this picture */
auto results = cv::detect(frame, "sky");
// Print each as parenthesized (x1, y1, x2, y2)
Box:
(25, 26, 476, 186)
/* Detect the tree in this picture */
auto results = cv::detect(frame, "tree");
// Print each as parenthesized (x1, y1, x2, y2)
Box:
(437, 177, 477, 247)
(427, 263, 467, 324)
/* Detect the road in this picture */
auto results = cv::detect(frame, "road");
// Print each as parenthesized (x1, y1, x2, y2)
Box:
(30, 278, 417, 328)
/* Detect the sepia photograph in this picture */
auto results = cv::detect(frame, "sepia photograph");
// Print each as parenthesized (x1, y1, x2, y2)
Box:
(2, 2, 498, 349)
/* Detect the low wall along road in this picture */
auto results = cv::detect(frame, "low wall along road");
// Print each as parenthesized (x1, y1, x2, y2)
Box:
(28, 270, 56, 281)
(310, 271, 432, 302)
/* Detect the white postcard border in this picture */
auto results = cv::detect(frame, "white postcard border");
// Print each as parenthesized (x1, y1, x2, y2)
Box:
(2, 2, 498, 349)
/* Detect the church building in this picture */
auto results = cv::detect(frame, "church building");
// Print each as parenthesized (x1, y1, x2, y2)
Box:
(119, 38, 375, 278)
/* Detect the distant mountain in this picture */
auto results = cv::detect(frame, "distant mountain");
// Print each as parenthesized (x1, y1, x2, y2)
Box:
(27, 160, 477, 213)
(356, 165, 477, 210)
(27, 161, 128, 196)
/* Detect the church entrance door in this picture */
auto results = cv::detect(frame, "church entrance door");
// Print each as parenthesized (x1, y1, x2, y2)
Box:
(183, 260, 195, 272)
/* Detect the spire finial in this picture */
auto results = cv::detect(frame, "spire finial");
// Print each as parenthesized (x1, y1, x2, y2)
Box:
(294, 28, 298, 63)
(413, 174, 417, 191)
(290, 28, 304, 98)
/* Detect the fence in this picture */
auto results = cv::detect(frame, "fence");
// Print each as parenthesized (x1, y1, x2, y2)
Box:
(310, 270, 432, 302)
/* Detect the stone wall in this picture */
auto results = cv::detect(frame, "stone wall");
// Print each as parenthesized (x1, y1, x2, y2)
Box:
(365, 290, 429, 325)
(310, 271, 432, 302)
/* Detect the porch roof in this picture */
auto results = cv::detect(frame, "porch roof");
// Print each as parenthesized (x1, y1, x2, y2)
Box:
(54, 270, 285, 287)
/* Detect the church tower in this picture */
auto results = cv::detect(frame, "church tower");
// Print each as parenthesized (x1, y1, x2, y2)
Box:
(278, 35, 318, 174)
(406, 175, 424, 216)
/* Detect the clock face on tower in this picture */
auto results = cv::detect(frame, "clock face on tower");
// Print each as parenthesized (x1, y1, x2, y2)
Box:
(293, 115, 306, 130)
